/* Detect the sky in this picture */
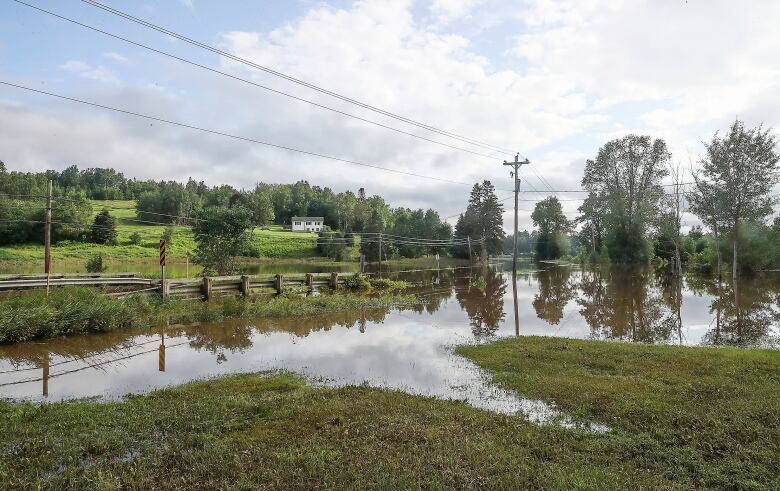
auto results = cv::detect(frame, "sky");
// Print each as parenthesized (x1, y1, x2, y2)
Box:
(1, 0, 779, 232)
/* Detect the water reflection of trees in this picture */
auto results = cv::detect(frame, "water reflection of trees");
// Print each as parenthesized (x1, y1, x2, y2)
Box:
(689, 274, 780, 347)
(532, 267, 575, 324)
(577, 266, 779, 345)
(577, 266, 674, 343)
(454, 267, 507, 337)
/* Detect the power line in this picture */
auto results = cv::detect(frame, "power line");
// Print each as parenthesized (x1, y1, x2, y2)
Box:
(12, 0, 500, 161)
(77, 0, 516, 156)
(0, 80, 514, 191)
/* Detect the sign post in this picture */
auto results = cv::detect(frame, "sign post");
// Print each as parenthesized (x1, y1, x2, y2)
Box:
(159, 239, 167, 298)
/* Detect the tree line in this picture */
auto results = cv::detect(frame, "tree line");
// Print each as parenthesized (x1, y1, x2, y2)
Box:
(505, 120, 780, 274)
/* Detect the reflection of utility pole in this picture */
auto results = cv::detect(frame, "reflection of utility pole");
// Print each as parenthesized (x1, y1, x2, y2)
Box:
(45, 179, 52, 295)
(42, 353, 50, 397)
(359, 309, 366, 333)
(512, 271, 520, 337)
(503, 154, 530, 276)
(158, 331, 166, 372)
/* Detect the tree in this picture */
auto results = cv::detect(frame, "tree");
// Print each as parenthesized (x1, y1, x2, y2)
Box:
(581, 135, 669, 262)
(192, 206, 253, 275)
(690, 120, 779, 278)
(454, 181, 505, 259)
(658, 161, 684, 277)
(531, 197, 570, 260)
(359, 210, 385, 261)
(91, 209, 117, 244)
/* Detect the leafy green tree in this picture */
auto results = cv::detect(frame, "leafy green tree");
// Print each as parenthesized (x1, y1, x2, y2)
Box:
(581, 135, 669, 262)
(192, 206, 253, 275)
(531, 197, 570, 260)
(91, 209, 117, 245)
(129, 231, 142, 245)
(85, 253, 107, 273)
(689, 120, 779, 278)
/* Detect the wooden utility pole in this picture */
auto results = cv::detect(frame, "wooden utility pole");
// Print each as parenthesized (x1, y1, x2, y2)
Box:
(45, 179, 52, 295)
(467, 237, 472, 262)
(378, 234, 383, 273)
(503, 154, 530, 275)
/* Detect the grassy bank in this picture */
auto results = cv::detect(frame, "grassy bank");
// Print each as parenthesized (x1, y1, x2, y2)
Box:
(0, 200, 324, 263)
(459, 337, 780, 489)
(0, 338, 777, 488)
(0, 286, 412, 344)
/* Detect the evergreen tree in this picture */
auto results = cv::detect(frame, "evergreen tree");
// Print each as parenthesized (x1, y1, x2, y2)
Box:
(91, 209, 117, 244)
(359, 210, 385, 261)
(454, 181, 505, 259)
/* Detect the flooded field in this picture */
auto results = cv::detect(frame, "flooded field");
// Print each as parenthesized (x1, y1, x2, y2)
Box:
(1, 263, 778, 416)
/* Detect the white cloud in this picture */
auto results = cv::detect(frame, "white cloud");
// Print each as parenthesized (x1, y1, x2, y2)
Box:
(4, 0, 778, 232)
(102, 52, 129, 63)
(59, 59, 119, 84)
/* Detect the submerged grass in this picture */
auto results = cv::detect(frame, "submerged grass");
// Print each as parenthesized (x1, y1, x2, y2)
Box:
(0, 287, 414, 344)
(458, 336, 780, 490)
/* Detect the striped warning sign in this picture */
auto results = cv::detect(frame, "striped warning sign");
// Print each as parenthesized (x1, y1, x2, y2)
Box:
(159, 239, 166, 267)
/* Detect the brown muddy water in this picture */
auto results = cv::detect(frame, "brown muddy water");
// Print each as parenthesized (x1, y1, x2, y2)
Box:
(1, 262, 778, 425)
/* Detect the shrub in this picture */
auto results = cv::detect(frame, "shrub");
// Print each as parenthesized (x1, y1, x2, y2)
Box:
(368, 277, 408, 291)
(343, 273, 371, 291)
(129, 232, 142, 245)
(85, 253, 107, 273)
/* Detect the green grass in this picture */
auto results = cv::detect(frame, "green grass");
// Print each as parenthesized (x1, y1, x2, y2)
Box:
(0, 372, 670, 490)
(0, 338, 776, 488)
(0, 287, 414, 344)
(0, 200, 324, 262)
(458, 337, 780, 489)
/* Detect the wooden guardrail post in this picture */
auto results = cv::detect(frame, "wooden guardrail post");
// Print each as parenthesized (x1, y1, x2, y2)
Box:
(240, 275, 250, 297)
(202, 277, 213, 300)
(275, 274, 284, 295)
(330, 272, 339, 290)
(306, 273, 314, 290)
(160, 278, 170, 299)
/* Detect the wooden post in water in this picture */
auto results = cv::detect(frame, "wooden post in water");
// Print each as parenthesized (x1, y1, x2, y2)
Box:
(202, 276, 213, 301)
(275, 274, 284, 295)
(158, 331, 166, 372)
(306, 273, 314, 290)
(330, 272, 339, 290)
(240, 275, 250, 297)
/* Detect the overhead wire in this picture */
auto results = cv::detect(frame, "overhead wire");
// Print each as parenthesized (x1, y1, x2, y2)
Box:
(11, 0, 501, 161)
(77, 0, 516, 156)
(0, 81, 515, 193)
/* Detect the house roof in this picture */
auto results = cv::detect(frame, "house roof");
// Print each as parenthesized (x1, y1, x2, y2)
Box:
(291, 217, 324, 221)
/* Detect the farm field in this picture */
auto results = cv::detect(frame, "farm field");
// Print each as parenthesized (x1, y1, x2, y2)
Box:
(0, 200, 325, 265)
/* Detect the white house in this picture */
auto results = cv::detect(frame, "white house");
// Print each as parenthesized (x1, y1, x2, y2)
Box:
(291, 217, 324, 232)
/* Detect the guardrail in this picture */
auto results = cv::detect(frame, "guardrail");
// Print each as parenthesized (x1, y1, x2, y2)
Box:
(0, 272, 349, 300)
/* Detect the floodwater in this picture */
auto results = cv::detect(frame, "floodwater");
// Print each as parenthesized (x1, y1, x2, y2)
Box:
(1, 263, 778, 425)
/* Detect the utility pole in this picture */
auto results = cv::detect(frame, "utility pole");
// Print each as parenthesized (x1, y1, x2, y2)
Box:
(45, 179, 52, 295)
(503, 153, 530, 275)
(378, 233, 383, 274)
(467, 236, 472, 262)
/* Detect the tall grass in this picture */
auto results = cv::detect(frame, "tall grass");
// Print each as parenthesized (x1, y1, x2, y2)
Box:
(0, 287, 414, 344)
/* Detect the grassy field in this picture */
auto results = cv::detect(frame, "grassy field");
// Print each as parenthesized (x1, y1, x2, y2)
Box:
(0, 200, 324, 263)
(0, 338, 777, 488)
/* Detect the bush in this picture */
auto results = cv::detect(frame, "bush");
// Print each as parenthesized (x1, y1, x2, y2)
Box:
(368, 277, 408, 291)
(91, 209, 118, 245)
(129, 232, 142, 245)
(343, 273, 371, 291)
(162, 225, 175, 245)
(85, 253, 107, 273)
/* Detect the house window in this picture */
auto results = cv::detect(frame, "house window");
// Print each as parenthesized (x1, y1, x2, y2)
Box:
(294, 221, 301, 226)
